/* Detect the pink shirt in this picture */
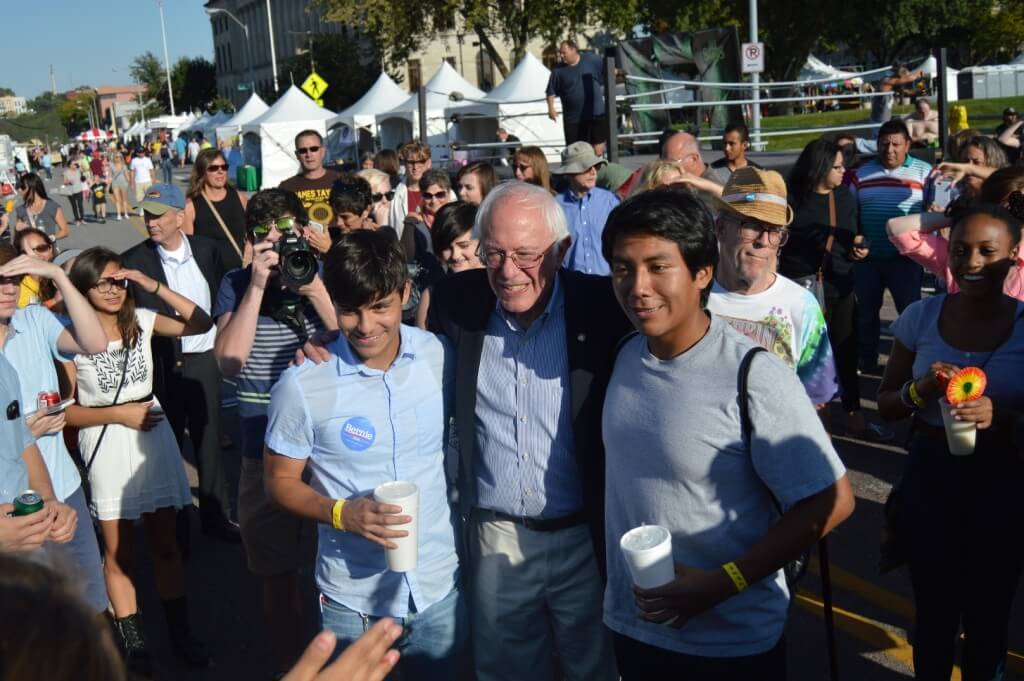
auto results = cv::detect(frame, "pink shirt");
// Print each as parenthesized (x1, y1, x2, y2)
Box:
(890, 229, 1024, 300)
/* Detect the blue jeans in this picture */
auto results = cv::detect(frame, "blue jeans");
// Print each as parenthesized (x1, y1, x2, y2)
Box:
(161, 160, 173, 184)
(319, 587, 467, 681)
(853, 257, 922, 366)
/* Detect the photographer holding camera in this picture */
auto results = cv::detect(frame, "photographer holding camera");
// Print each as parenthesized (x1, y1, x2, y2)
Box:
(213, 187, 337, 678)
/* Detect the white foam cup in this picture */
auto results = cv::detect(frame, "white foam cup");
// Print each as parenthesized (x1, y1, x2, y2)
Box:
(620, 525, 674, 589)
(939, 397, 976, 456)
(373, 481, 419, 572)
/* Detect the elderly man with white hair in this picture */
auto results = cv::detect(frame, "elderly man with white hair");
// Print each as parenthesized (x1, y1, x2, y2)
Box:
(428, 181, 630, 681)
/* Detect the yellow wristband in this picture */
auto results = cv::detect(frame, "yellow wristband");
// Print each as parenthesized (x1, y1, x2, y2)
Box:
(908, 380, 927, 409)
(722, 561, 749, 593)
(151, 280, 161, 295)
(331, 499, 346, 531)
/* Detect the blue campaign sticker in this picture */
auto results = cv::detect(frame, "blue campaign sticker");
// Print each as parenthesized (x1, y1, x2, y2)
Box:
(340, 417, 376, 451)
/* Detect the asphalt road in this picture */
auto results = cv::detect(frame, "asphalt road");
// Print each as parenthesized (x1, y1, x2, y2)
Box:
(29, 160, 1024, 681)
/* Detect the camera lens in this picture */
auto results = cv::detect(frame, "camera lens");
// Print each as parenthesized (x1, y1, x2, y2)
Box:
(283, 250, 316, 286)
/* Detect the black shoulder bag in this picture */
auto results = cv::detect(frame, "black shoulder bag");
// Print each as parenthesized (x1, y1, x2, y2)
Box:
(739, 346, 839, 681)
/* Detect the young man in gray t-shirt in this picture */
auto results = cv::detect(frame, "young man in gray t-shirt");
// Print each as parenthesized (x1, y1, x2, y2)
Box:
(599, 187, 855, 680)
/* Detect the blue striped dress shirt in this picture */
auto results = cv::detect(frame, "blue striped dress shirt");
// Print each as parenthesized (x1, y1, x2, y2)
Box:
(557, 186, 619, 276)
(474, 277, 584, 518)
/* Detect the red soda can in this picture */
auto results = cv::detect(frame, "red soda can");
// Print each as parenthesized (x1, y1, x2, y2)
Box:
(37, 391, 60, 411)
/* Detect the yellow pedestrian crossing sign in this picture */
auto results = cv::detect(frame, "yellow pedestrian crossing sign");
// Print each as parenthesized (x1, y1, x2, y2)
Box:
(301, 72, 329, 100)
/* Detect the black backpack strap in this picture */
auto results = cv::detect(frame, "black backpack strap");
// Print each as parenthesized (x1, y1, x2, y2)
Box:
(738, 346, 769, 478)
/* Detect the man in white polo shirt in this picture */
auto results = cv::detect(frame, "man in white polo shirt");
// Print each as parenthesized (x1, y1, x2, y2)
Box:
(121, 184, 237, 541)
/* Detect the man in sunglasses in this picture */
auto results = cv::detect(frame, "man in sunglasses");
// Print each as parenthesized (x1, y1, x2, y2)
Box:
(706, 168, 838, 408)
(121, 183, 237, 542)
(279, 130, 339, 229)
(213, 188, 338, 677)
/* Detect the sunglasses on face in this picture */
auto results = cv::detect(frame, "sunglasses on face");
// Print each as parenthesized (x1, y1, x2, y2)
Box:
(372, 190, 395, 202)
(296, 146, 321, 155)
(29, 243, 53, 255)
(514, 163, 531, 172)
(422, 191, 447, 201)
(93, 278, 127, 293)
(251, 216, 298, 239)
(206, 163, 228, 173)
(0, 274, 24, 287)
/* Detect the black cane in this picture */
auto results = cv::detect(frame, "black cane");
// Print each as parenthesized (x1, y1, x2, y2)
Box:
(819, 536, 839, 681)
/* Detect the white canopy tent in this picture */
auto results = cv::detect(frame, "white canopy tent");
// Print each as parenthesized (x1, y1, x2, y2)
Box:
(912, 56, 960, 101)
(241, 85, 336, 189)
(215, 94, 269, 148)
(377, 62, 485, 160)
(446, 52, 564, 163)
(798, 56, 865, 83)
(197, 111, 231, 144)
(328, 72, 408, 157)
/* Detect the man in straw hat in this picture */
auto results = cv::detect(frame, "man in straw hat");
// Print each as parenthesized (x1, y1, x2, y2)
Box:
(553, 141, 620, 276)
(706, 167, 839, 408)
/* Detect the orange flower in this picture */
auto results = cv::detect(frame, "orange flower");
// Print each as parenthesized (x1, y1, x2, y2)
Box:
(945, 367, 987, 405)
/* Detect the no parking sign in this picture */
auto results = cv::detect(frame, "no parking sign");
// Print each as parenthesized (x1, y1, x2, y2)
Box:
(741, 42, 765, 74)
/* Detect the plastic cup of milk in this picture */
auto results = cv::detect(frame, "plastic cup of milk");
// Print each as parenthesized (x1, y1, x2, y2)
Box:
(620, 525, 674, 589)
(940, 397, 976, 456)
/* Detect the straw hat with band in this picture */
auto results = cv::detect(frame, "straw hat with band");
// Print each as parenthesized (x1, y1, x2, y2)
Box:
(714, 167, 794, 227)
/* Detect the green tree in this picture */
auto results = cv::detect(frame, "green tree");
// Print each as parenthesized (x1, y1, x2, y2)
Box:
(171, 57, 217, 112)
(57, 91, 94, 135)
(314, 0, 637, 78)
(0, 87, 14, 97)
(209, 97, 236, 114)
(130, 51, 166, 106)
(28, 92, 59, 114)
(278, 33, 384, 111)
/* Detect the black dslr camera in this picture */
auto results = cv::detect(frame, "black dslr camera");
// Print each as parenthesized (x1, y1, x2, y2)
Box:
(273, 234, 317, 288)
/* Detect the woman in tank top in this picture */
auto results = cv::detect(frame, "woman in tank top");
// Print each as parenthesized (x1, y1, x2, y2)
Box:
(182, 148, 248, 270)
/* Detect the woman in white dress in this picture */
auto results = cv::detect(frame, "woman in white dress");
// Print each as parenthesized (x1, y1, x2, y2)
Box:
(63, 246, 213, 673)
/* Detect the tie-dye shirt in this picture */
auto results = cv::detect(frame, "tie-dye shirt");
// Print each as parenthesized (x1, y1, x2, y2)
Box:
(708, 275, 839, 406)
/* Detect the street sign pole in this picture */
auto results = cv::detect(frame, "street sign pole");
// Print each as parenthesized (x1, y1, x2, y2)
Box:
(749, 0, 762, 150)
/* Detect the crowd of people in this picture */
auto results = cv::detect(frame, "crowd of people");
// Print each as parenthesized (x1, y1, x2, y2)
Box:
(1, 93, 1024, 681)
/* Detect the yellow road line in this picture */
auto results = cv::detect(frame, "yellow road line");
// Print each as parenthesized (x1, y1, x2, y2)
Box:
(808, 557, 916, 620)
(795, 591, 962, 680)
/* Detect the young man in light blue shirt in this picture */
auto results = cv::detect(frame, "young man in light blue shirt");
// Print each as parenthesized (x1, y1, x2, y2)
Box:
(264, 229, 464, 678)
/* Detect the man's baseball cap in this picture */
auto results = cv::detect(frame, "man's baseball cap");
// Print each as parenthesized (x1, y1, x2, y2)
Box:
(554, 141, 607, 175)
(714, 167, 793, 227)
(136, 184, 185, 215)
(1004, 107, 1018, 116)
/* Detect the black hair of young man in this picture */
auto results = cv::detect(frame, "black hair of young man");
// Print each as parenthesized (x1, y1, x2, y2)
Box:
(601, 186, 719, 306)
(323, 229, 409, 310)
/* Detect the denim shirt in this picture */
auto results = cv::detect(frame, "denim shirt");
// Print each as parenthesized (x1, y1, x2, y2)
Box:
(557, 186, 619, 276)
(266, 325, 459, 618)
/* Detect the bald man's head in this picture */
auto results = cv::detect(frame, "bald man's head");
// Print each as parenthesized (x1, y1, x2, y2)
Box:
(661, 132, 704, 175)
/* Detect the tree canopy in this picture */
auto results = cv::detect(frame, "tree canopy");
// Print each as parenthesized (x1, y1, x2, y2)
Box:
(130, 53, 218, 114)
(278, 33, 387, 111)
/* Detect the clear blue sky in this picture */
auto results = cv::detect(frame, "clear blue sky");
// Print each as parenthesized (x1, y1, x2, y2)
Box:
(8, 1, 213, 99)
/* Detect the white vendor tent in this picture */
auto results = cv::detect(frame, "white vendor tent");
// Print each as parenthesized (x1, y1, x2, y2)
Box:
(798, 56, 864, 83)
(241, 85, 336, 189)
(198, 111, 231, 144)
(326, 72, 408, 161)
(446, 52, 564, 163)
(215, 94, 269, 148)
(912, 56, 960, 101)
(377, 61, 485, 160)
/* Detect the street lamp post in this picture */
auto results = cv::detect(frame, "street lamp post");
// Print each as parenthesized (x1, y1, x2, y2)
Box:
(157, 0, 176, 116)
(266, 0, 279, 93)
(206, 7, 256, 96)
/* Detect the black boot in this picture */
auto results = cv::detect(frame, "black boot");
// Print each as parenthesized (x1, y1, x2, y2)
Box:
(162, 597, 211, 668)
(112, 612, 153, 677)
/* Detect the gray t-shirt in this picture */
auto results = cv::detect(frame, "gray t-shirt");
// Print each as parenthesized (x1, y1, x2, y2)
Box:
(602, 314, 846, 657)
(14, 200, 61, 240)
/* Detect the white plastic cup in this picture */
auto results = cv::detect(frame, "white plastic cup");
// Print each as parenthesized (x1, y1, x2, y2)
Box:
(373, 481, 419, 572)
(939, 397, 976, 456)
(620, 525, 674, 589)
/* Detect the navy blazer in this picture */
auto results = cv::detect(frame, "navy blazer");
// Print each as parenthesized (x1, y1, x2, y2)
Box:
(427, 267, 632, 569)
(120, 235, 224, 387)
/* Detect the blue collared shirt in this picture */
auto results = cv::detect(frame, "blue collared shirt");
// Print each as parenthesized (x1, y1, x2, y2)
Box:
(1, 306, 80, 501)
(265, 325, 459, 618)
(475, 277, 583, 518)
(0, 352, 32, 503)
(557, 186, 619, 276)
